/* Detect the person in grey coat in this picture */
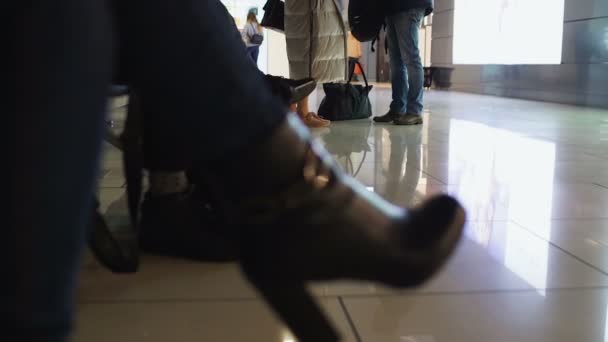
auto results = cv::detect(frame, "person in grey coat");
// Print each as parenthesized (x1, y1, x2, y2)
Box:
(285, 0, 348, 128)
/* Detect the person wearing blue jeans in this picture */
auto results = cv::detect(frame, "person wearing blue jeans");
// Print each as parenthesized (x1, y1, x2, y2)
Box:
(373, 0, 433, 125)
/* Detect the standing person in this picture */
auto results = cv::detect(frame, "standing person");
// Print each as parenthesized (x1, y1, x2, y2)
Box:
(373, 0, 433, 126)
(244, 10, 263, 64)
(285, 0, 347, 128)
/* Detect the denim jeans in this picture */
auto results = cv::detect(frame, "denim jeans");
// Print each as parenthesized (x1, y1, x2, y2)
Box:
(386, 9, 425, 115)
(247, 46, 260, 64)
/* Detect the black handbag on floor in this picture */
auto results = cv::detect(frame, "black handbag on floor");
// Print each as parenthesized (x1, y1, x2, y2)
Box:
(318, 60, 373, 121)
(261, 0, 285, 32)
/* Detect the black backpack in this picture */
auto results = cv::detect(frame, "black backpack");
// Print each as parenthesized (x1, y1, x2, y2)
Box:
(348, 0, 386, 42)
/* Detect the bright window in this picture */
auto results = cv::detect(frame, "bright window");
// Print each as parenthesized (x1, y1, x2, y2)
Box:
(453, 0, 565, 64)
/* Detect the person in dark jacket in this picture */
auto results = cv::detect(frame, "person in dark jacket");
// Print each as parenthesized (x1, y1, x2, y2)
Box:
(373, 0, 433, 126)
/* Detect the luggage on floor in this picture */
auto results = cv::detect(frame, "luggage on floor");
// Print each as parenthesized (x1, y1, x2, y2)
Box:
(318, 60, 373, 121)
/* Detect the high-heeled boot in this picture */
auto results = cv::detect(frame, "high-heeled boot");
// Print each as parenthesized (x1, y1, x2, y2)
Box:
(203, 113, 466, 341)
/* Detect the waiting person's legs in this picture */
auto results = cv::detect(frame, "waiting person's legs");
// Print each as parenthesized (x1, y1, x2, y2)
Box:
(376, 9, 425, 125)
(386, 18, 408, 115)
(388, 10, 425, 118)
(296, 96, 330, 128)
(5, 0, 112, 340)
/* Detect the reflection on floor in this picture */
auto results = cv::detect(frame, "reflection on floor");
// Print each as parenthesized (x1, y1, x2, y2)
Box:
(77, 89, 608, 342)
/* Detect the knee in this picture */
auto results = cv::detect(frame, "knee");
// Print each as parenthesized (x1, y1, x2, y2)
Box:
(405, 55, 422, 68)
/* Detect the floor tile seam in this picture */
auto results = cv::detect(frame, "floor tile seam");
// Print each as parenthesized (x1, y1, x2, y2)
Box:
(77, 286, 608, 306)
(431, 182, 608, 188)
(79, 294, 351, 305)
(511, 219, 608, 277)
(416, 168, 448, 185)
(336, 286, 608, 300)
(78, 296, 263, 305)
(338, 297, 364, 342)
(593, 183, 608, 190)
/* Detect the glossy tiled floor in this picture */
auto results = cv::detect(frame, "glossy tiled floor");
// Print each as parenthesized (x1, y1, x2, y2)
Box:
(75, 88, 608, 342)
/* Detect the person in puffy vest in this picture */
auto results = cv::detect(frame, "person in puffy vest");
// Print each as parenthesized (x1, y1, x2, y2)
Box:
(285, 0, 348, 128)
(373, 0, 433, 126)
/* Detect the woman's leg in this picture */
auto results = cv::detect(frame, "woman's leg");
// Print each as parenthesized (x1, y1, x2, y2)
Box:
(296, 96, 325, 128)
(296, 96, 310, 117)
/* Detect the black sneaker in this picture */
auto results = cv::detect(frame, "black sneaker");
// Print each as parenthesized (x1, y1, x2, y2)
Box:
(373, 111, 402, 123)
(394, 114, 423, 126)
(139, 190, 238, 262)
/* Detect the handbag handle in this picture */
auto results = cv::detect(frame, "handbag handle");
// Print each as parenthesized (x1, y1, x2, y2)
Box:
(348, 60, 370, 89)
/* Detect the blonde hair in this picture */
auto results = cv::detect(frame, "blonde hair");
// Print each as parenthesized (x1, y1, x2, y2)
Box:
(247, 12, 259, 24)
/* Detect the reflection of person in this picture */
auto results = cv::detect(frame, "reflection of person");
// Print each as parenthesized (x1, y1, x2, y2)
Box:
(382, 126, 422, 206)
(323, 121, 372, 173)
(374, 0, 433, 126)
(285, 0, 347, 128)
(244, 10, 263, 64)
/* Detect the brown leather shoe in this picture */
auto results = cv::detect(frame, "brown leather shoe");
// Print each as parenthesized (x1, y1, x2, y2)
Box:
(394, 113, 423, 126)
(300, 112, 330, 128)
(373, 111, 401, 123)
(310, 112, 330, 124)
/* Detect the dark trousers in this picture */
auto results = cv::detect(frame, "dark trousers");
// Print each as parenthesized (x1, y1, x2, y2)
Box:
(5, 0, 112, 340)
(6, 0, 287, 339)
(112, 0, 285, 171)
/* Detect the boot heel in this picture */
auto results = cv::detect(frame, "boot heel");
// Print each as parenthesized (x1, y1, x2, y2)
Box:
(242, 265, 340, 341)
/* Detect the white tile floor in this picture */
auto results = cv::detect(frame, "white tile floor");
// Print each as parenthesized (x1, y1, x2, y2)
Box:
(76, 89, 608, 342)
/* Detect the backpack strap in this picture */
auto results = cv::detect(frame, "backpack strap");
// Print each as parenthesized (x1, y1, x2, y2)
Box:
(369, 23, 387, 54)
